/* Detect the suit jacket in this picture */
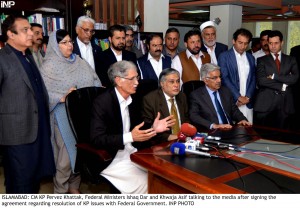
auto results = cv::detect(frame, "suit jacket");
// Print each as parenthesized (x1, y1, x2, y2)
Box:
(90, 88, 144, 171)
(0, 45, 49, 145)
(201, 42, 228, 60)
(96, 48, 137, 87)
(142, 89, 189, 143)
(189, 86, 247, 130)
(254, 53, 299, 114)
(218, 48, 256, 108)
(73, 37, 102, 72)
(137, 53, 171, 81)
(290, 46, 300, 106)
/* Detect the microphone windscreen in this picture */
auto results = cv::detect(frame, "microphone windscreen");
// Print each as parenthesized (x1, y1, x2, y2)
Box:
(180, 123, 197, 137)
(170, 142, 186, 155)
(177, 131, 187, 141)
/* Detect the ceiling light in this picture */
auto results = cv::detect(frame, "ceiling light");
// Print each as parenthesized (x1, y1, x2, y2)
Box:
(183, 10, 209, 14)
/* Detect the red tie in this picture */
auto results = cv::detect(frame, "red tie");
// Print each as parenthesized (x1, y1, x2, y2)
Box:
(275, 53, 280, 73)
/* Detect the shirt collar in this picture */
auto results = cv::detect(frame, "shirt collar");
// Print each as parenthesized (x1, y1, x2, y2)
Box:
(233, 47, 246, 57)
(77, 37, 92, 48)
(185, 49, 204, 59)
(271, 51, 282, 59)
(115, 87, 132, 106)
(147, 52, 164, 61)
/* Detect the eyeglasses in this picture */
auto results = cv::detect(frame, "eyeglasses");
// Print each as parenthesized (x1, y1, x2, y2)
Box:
(166, 79, 180, 84)
(206, 76, 221, 81)
(80, 27, 95, 35)
(119, 75, 140, 81)
(59, 40, 73, 45)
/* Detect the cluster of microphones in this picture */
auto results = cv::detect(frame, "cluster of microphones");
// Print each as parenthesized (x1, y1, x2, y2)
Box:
(170, 123, 239, 158)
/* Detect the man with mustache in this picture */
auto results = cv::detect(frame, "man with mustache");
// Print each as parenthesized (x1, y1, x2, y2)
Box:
(29, 23, 45, 69)
(189, 63, 251, 130)
(200, 21, 228, 65)
(96, 24, 137, 87)
(172, 29, 211, 84)
(137, 34, 171, 81)
(124, 25, 143, 58)
(162, 27, 184, 60)
(253, 30, 271, 64)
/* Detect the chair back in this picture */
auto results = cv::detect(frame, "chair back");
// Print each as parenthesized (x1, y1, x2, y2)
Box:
(65, 87, 107, 144)
(181, 80, 205, 98)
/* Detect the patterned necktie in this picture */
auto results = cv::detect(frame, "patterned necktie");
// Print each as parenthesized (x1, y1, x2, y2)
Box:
(275, 53, 280, 73)
(213, 91, 228, 124)
(169, 98, 180, 134)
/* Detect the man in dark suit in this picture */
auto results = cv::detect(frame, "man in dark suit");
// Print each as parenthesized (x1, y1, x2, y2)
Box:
(142, 68, 189, 143)
(138, 34, 171, 81)
(290, 45, 300, 131)
(200, 20, 228, 65)
(90, 61, 175, 194)
(254, 30, 299, 129)
(189, 63, 250, 130)
(0, 15, 55, 193)
(218, 28, 256, 123)
(73, 16, 102, 72)
(96, 24, 137, 87)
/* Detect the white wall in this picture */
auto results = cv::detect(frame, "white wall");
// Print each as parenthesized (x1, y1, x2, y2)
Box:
(144, 0, 169, 35)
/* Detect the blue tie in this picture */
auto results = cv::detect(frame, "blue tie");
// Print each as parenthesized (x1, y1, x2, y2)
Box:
(213, 91, 228, 124)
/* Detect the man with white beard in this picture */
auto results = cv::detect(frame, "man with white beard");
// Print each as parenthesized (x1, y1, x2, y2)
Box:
(200, 21, 228, 65)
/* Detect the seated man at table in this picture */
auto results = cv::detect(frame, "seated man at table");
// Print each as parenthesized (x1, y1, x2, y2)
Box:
(90, 60, 175, 194)
(142, 68, 189, 143)
(189, 63, 251, 130)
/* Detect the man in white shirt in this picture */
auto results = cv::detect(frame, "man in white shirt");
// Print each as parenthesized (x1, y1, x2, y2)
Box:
(90, 61, 175, 194)
(218, 28, 256, 123)
(73, 16, 102, 71)
(137, 34, 171, 81)
(252, 30, 271, 64)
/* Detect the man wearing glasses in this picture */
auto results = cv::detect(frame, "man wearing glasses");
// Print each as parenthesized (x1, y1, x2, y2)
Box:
(90, 61, 175, 193)
(0, 15, 55, 193)
(73, 16, 102, 72)
(142, 68, 189, 143)
(189, 63, 251, 130)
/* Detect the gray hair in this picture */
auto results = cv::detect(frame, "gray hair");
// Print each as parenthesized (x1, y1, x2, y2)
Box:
(123, 25, 134, 32)
(200, 63, 220, 79)
(76, 16, 95, 27)
(108, 61, 137, 86)
(159, 68, 180, 86)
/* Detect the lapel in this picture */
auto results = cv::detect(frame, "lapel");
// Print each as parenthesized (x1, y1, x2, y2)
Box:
(200, 87, 218, 118)
(107, 48, 117, 63)
(73, 39, 82, 58)
(175, 93, 185, 123)
(110, 89, 123, 131)
(4, 46, 35, 95)
(229, 48, 240, 82)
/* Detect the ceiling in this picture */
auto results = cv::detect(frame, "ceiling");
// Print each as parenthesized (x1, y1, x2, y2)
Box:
(169, 0, 300, 24)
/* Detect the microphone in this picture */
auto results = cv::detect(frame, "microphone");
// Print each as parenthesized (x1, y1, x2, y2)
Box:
(170, 142, 218, 158)
(180, 123, 197, 136)
(177, 123, 197, 142)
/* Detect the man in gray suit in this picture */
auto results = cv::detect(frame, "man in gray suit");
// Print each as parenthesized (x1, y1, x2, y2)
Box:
(0, 15, 55, 193)
(189, 63, 251, 131)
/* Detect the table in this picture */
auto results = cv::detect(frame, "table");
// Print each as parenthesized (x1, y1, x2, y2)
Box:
(130, 126, 300, 193)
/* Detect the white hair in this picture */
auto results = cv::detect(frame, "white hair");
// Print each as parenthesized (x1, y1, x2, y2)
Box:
(76, 16, 95, 27)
